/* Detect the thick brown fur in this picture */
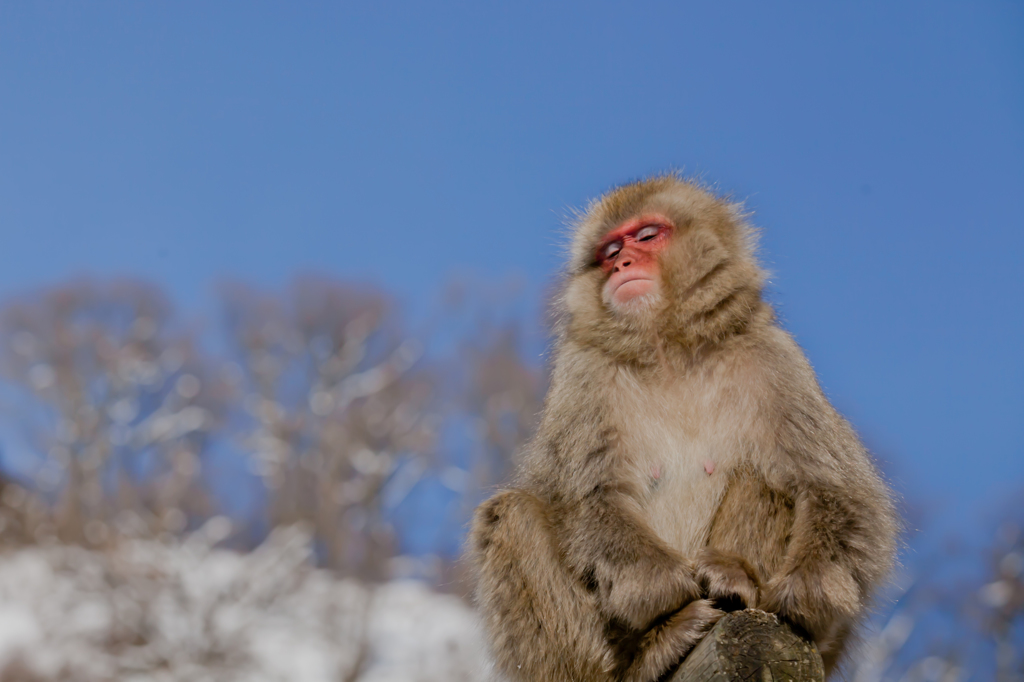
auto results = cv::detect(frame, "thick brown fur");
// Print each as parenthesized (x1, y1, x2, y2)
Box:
(469, 175, 898, 681)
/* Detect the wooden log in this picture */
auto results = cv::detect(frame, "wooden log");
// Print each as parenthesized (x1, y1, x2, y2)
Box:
(669, 609, 824, 682)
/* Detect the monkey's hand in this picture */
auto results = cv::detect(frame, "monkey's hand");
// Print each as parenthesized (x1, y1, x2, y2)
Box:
(760, 562, 860, 641)
(695, 548, 760, 611)
(597, 554, 703, 631)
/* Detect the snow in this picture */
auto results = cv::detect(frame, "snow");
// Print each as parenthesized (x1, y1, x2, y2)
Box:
(0, 524, 484, 681)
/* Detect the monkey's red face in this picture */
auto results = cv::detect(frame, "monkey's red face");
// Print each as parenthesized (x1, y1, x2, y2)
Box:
(596, 215, 673, 309)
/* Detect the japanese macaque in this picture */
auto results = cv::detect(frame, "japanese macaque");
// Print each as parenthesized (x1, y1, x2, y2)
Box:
(469, 175, 897, 682)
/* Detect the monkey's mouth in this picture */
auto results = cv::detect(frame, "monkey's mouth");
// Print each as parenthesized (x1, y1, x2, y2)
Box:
(609, 275, 655, 302)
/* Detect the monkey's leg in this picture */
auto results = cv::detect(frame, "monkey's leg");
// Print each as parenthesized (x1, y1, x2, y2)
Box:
(759, 487, 874, 673)
(615, 599, 723, 682)
(471, 490, 615, 682)
(704, 466, 795, 610)
(709, 469, 874, 675)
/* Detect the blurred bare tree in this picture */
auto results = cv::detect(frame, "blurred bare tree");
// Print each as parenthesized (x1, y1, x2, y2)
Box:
(463, 325, 544, 496)
(0, 275, 545, 583)
(848, 501, 1024, 682)
(221, 277, 437, 579)
(427, 289, 547, 594)
(981, 519, 1024, 682)
(0, 279, 229, 546)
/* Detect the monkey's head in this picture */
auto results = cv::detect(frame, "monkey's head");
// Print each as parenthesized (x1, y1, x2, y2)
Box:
(561, 175, 767, 362)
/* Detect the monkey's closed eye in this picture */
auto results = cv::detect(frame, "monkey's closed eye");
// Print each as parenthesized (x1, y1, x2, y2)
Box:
(636, 226, 660, 242)
(602, 241, 623, 261)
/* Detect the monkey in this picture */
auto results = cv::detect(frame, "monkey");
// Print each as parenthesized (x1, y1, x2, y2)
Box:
(469, 175, 898, 682)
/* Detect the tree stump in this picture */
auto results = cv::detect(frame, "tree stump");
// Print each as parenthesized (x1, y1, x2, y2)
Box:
(669, 609, 824, 682)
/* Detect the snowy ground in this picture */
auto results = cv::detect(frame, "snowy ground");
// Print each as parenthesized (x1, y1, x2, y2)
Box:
(0, 523, 485, 682)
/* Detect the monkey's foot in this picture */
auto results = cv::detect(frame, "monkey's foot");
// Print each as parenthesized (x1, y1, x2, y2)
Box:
(622, 599, 723, 682)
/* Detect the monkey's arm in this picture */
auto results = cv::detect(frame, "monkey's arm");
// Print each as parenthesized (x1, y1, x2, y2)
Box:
(560, 480, 706, 630)
(521, 353, 708, 632)
(760, 482, 887, 641)
(759, 368, 897, 657)
(552, 475, 725, 682)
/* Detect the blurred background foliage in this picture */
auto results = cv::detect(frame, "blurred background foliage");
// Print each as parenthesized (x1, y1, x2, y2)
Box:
(0, 277, 545, 579)
(0, 276, 538, 680)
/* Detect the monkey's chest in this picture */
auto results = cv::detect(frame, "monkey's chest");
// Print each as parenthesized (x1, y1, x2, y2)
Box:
(630, 428, 735, 559)
(610, 368, 762, 558)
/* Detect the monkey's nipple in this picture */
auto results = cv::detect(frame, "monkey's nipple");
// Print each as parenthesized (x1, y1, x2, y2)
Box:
(703, 459, 715, 476)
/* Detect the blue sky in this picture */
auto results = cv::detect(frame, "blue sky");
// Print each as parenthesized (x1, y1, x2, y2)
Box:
(1, 2, 1022, 541)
